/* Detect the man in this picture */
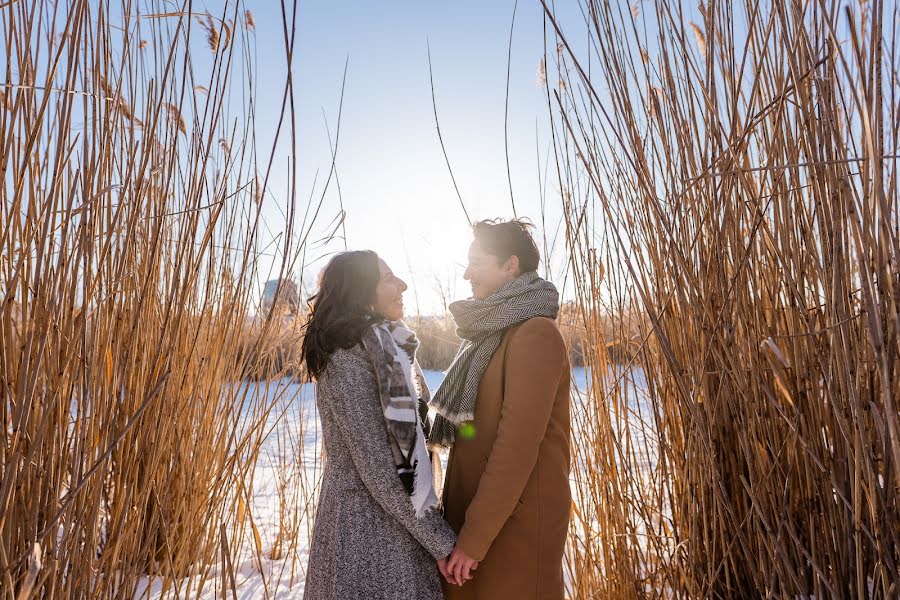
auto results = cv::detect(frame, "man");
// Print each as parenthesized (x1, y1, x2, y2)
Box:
(428, 218, 571, 599)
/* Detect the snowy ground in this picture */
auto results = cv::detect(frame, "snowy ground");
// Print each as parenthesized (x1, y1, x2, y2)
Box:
(135, 367, 649, 598)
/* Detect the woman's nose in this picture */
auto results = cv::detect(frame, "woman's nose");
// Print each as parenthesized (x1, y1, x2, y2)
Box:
(463, 267, 472, 281)
(399, 279, 408, 292)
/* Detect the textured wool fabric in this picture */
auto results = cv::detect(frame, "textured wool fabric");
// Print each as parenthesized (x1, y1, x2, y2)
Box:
(428, 271, 559, 448)
(304, 345, 457, 600)
(441, 317, 571, 600)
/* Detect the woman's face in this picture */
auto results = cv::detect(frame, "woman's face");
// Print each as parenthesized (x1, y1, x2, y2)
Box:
(373, 258, 408, 321)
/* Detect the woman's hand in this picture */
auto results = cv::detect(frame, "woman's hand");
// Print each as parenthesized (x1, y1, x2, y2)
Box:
(437, 556, 451, 584)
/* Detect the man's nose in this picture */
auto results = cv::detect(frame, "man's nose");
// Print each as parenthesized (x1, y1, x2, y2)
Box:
(463, 267, 472, 280)
(399, 279, 408, 292)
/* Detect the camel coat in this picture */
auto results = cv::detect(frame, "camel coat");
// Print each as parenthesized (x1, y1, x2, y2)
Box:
(442, 316, 571, 600)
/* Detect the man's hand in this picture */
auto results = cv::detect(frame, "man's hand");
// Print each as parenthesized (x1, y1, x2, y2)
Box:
(446, 545, 479, 586)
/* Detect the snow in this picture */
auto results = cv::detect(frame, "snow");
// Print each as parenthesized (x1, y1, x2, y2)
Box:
(134, 367, 644, 598)
(135, 376, 320, 599)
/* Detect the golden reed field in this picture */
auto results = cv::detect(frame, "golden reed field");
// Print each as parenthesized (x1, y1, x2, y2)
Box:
(1, 0, 898, 598)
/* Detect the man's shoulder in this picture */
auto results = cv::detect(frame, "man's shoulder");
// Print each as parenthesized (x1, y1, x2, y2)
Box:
(508, 316, 564, 346)
(502, 317, 568, 373)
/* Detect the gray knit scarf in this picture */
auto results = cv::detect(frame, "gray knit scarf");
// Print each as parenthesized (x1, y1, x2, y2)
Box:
(360, 321, 436, 511)
(427, 271, 559, 448)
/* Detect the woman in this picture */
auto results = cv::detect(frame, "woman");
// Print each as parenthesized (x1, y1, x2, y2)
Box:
(301, 250, 456, 600)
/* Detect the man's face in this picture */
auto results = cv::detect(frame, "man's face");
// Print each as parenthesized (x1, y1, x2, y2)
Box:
(463, 239, 519, 300)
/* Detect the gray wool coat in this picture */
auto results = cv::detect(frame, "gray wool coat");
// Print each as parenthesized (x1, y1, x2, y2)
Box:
(303, 345, 457, 600)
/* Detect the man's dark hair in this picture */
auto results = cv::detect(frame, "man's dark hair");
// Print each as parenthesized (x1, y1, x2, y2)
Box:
(472, 218, 541, 272)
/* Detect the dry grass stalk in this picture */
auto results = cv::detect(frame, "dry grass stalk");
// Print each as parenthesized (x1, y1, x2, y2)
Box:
(1, 0, 304, 595)
(200, 13, 220, 51)
(688, 21, 707, 57)
(255, 172, 264, 204)
(542, 0, 900, 597)
(99, 77, 143, 126)
(537, 57, 547, 87)
(166, 102, 187, 135)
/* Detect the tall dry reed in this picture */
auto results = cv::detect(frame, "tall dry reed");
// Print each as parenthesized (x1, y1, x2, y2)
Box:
(1, 1, 304, 596)
(542, 0, 899, 597)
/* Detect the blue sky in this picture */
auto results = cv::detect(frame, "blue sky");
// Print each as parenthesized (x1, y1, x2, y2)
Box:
(245, 0, 585, 314)
(220, 0, 887, 315)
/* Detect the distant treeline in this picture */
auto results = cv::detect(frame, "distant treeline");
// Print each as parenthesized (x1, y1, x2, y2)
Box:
(409, 304, 643, 371)
(235, 304, 644, 380)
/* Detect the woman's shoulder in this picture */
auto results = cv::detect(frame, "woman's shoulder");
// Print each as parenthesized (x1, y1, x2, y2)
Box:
(328, 342, 367, 364)
(316, 344, 379, 412)
(320, 343, 374, 384)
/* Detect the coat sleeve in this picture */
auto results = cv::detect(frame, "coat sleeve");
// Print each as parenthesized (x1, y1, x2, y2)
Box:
(318, 347, 457, 560)
(456, 318, 567, 561)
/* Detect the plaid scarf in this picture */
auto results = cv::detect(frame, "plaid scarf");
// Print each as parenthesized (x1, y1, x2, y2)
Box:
(360, 321, 438, 516)
(427, 271, 560, 448)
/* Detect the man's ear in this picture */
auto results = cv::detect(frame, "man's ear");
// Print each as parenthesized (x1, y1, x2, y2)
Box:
(505, 255, 521, 276)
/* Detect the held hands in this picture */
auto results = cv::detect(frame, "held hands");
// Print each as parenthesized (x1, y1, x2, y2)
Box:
(438, 545, 479, 586)
(437, 557, 451, 584)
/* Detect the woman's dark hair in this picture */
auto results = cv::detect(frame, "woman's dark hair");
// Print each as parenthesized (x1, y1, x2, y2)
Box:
(472, 218, 541, 272)
(301, 250, 382, 379)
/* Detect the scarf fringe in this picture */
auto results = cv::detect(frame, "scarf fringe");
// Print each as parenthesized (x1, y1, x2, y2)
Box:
(433, 409, 475, 425)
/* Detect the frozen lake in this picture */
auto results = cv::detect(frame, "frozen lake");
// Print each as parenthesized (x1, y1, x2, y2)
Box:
(136, 365, 650, 598)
